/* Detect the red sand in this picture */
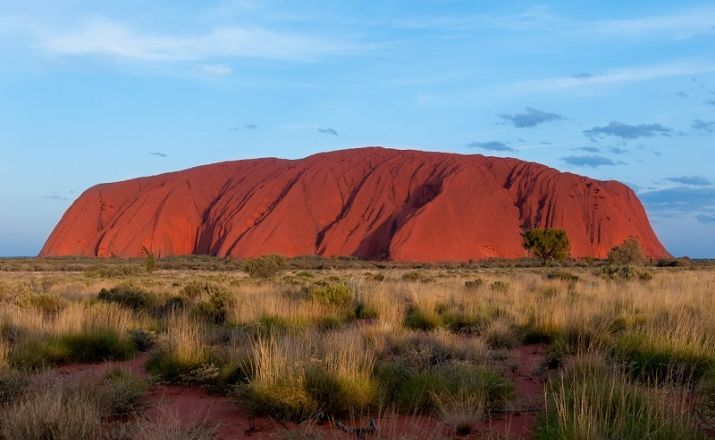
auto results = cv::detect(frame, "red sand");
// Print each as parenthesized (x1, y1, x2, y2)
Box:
(45, 344, 550, 439)
(40, 147, 668, 261)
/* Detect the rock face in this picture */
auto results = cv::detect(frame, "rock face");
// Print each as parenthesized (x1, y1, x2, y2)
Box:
(41, 147, 669, 261)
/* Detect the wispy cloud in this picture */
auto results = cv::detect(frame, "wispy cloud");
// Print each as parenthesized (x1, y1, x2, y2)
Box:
(562, 155, 618, 167)
(149, 151, 167, 157)
(666, 176, 711, 186)
(575, 146, 600, 153)
(317, 128, 338, 136)
(518, 61, 715, 92)
(641, 186, 715, 214)
(466, 141, 516, 152)
(233, 123, 258, 130)
(40, 18, 367, 62)
(499, 107, 564, 128)
(387, 5, 715, 39)
(42, 194, 68, 201)
(609, 147, 628, 155)
(584, 121, 673, 139)
(697, 214, 715, 224)
(692, 119, 715, 133)
(196, 63, 232, 77)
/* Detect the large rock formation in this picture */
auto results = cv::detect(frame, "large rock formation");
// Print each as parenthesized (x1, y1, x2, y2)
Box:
(40, 147, 668, 261)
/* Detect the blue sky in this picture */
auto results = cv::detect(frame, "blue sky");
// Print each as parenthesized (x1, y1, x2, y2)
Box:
(1, 0, 714, 257)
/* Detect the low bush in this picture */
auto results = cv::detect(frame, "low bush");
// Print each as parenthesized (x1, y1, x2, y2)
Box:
(304, 365, 378, 417)
(611, 333, 714, 384)
(536, 356, 702, 440)
(16, 293, 67, 315)
(396, 363, 513, 414)
(0, 378, 104, 440)
(182, 280, 225, 301)
(404, 306, 443, 331)
(0, 369, 29, 404)
(608, 237, 644, 266)
(402, 271, 432, 283)
(192, 286, 235, 324)
(656, 258, 692, 268)
(131, 409, 219, 440)
(146, 350, 215, 383)
(489, 280, 509, 292)
(101, 368, 149, 416)
(463, 278, 484, 290)
(97, 283, 159, 311)
(302, 282, 352, 305)
(354, 301, 379, 320)
(599, 265, 653, 281)
(10, 328, 136, 369)
(129, 328, 157, 352)
(243, 255, 285, 279)
(545, 270, 579, 282)
(484, 320, 520, 350)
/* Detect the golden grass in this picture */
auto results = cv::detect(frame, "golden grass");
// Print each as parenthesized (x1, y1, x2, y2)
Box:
(0, 265, 713, 438)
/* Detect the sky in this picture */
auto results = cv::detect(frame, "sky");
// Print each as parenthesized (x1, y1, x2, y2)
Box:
(0, 0, 714, 258)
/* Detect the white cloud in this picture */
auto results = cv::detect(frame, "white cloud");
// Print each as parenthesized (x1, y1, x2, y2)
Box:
(386, 5, 715, 40)
(197, 63, 232, 77)
(39, 17, 365, 62)
(516, 61, 715, 92)
(592, 7, 715, 38)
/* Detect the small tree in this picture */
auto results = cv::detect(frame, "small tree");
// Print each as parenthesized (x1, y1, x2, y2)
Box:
(608, 237, 644, 265)
(141, 246, 156, 274)
(521, 228, 571, 265)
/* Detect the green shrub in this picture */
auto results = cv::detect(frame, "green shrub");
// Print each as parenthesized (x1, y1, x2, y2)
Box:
(490, 280, 509, 292)
(608, 237, 644, 266)
(243, 255, 285, 279)
(404, 307, 443, 331)
(59, 329, 136, 364)
(302, 282, 352, 305)
(0, 378, 104, 440)
(145, 349, 213, 383)
(397, 363, 513, 414)
(192, 287, 235, 324)
(0, 369, 29, 404)
(611, 333, 713, 384)
(84, 264, 143, 278)
(304, 365, 378, 417)
(129, 328, 157, 352)
(656, 258, 692, 268)
(441, 311, 485, 334)
(257, 316, 309, 334)
(484, 320, 520, 350)
(536, 357, 703, 440)
(599, 265, 653, 281)
(238, 378, 318, 421)
(10, 329, 135, 369)
(545, 270, 579, 282)
(464, 278, 484, 290)
(374, 363, 413, 405)
(182, 280, 225, 300)
(354, 301, 379, 320)
(401, 271, 432, 282)
(101, 368, 149, 416)
(97, 283, 159, 310)
(16, 293, 67, 315)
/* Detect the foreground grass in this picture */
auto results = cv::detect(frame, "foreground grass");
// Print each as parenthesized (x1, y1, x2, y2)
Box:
(0, 263, 712, 438)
